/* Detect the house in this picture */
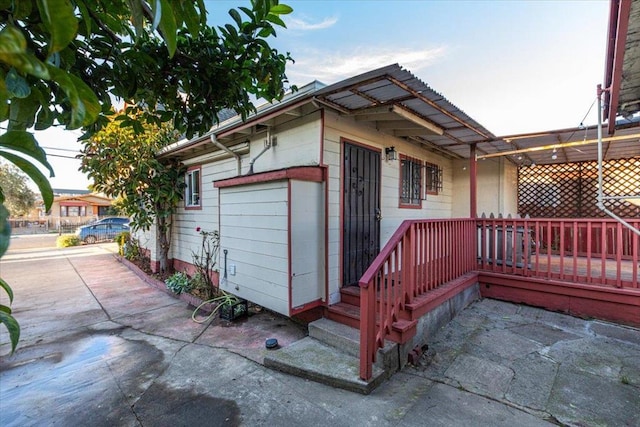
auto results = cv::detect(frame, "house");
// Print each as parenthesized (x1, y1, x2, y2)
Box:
(135, 1, 639, 390)
(12, 192, 116, 231)
(140, 64, 517, 314)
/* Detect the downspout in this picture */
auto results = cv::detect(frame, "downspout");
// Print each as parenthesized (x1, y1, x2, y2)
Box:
(596, 84, 640, 237)
(210, 134, 241, 175)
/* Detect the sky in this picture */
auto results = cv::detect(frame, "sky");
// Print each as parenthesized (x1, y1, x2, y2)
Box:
(36, 0, 610, 190)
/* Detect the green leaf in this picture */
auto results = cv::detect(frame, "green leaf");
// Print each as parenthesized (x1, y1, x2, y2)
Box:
(158, 0, 177, 57)
(270, 4, 293, 15)
(67, 73, 100, 126)
(265, 14, 286, 28)
(0, 130, 55, 177)
(126, 0, 144, 38)
(0, 277, 13, 304)
(5, 68, 31, 98)
(229, 9, 243, 27)
(0, 204, 10, 258)
(0, 309, 20, 354)
(180, 2, 201, 37)
(0, 26, 50, 80)
(8, 92, 40, 131)
(36, 0, 79, 55)
(46, 65, 99, 128)
(0, 151, 54, 211)
(75, 0, 92, 37)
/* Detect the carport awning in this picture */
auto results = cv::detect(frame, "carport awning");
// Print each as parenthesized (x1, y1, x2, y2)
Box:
(481, 122, 640, 166)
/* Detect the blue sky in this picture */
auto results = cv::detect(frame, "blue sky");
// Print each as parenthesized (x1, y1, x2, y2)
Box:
(39, 0, 609, 190)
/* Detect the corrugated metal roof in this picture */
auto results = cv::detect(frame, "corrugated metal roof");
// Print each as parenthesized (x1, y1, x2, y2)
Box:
(314, 64, 496, 159)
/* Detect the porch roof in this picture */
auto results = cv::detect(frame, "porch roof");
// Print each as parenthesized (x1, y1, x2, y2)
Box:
(312, 63, 500, 160)
(603, 0, 640, 135)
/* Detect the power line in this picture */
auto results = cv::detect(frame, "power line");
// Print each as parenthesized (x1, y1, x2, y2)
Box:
(41, 146, 82, 153)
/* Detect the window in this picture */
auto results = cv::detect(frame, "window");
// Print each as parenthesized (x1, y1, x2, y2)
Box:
(185, 167, 201, 208)
(425, 162, 443, 195)
(400, 156, 422, 207)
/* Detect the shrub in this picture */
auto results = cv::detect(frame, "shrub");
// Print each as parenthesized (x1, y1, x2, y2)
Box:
(56, 234, 80, 248)
(165, 271, 192, 295)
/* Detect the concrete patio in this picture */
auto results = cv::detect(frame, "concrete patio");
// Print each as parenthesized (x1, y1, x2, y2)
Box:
(1, 235, 638, 426)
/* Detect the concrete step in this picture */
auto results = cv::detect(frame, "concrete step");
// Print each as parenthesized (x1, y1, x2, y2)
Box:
(309, 318, 400, 375)
(263, 337, 386, 395)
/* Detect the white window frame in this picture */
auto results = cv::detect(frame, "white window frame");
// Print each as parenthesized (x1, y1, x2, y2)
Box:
(185, 167, 201, 208)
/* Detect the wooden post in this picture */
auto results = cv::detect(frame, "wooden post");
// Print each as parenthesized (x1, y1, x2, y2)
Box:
(470, 143, 477, 218)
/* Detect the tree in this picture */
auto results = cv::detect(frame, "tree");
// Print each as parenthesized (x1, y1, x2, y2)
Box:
(0, 0, 294, 353)
(80, 113, 183, 273)
(0, 163, 36, 216)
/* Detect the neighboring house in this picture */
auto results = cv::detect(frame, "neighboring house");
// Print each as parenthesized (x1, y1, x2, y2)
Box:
(48, 193, 114, 220)
(139, 64, 517, 317)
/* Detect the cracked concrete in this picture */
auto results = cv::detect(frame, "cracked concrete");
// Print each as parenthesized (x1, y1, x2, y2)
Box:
(1, 235, 639, 426)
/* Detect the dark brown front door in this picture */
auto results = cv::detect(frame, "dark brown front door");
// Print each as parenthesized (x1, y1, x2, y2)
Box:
(343, 142, 381, 287)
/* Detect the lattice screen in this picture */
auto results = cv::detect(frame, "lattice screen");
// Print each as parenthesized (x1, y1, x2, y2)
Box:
(518, 157, 640, 218)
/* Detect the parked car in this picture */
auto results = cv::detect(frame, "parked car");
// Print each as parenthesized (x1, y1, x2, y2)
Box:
(92, 217, 130, 226)
(75, 223, 129, 244)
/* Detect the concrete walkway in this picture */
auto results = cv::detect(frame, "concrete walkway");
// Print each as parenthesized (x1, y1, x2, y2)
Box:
(1, 237, 639, 426)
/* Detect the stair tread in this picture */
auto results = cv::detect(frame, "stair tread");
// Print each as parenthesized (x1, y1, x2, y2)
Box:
(264, 337, 385, 394)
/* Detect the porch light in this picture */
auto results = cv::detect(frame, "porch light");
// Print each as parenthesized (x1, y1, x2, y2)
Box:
(551, 148, 558, 160)
(385, 146, 398, 161)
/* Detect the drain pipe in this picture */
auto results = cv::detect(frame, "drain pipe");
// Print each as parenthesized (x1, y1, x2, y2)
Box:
(210, 134, 241, 175)
(596, 85, 640, 237)
(247, 128, 275, 175)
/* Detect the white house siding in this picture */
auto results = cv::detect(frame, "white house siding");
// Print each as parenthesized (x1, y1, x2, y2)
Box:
(171, 155, 240, 268)
(242, 111, 322, 175)
(451, 158, 519, 218)
(169, 113, 322, 269)
(322, 111, 454, 304)
(219, 181, 290, 315)
(290, 180, 325, 309)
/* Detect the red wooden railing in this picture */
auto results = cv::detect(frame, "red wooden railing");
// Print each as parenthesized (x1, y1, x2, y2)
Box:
(476, 217, 640, 288)
(358, 219, 477, 380)
(358, 217, 639, 380)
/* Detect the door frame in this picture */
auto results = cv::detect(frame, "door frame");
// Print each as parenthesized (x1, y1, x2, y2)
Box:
(340, 138, 382, 288)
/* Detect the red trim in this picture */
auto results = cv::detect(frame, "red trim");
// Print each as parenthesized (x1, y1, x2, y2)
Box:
(287, 180, 293, 314)
(320, 110, 329, 306)
(214, 166, 324, 188)
(470, 144, 477, 217)
(398, 154, 423, 209)
(339, 141, 344, 291)
(604, 0, 632, 135)
(173, 258, 220, 286)
(290, 299, 323, 316)
(185, 165, 202, 210)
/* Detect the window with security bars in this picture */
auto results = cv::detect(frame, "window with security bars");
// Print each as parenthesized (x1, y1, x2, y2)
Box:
(400, 156, 422, 207)
(185, 167, 201, 209)
(425, 162, 443, 195)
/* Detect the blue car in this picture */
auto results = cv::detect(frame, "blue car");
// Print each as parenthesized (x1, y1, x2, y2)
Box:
(93, 217, 130, 226)
(75, 223, 129, 244)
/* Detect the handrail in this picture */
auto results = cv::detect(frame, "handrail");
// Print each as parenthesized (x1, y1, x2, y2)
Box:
(358, 218, 477, 380)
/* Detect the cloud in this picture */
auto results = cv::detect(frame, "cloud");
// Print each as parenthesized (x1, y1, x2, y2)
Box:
(286, 46, 447, 85)
(285, 16, 338, 31)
